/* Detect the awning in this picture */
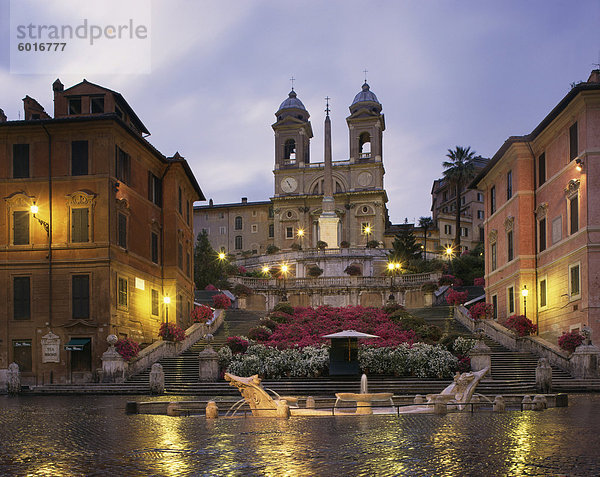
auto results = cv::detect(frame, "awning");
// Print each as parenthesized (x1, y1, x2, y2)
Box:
(322, 330, 379, 339)
(64, 338, 90, 351)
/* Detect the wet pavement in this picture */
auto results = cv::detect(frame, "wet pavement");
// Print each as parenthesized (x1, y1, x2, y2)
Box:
(0, 394, 599, 476)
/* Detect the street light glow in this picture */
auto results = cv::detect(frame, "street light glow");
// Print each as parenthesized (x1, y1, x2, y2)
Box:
(297, 228, 305, 237)
(218, 251, 226, 260)
(163, 296, 171, 304)
(387, 262, 395, 271)
(30, 204, 39, 214)
(262, 265, 270, 274)
(522, 286, 528, 297)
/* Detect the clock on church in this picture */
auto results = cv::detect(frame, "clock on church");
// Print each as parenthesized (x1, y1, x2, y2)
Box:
(281, 177, 298, 193)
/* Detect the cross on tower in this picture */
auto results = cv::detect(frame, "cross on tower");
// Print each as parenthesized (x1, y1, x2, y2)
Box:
(325, 96, 330, 116)
(363, 69, 368, 83)
(290, 76, 295, 91)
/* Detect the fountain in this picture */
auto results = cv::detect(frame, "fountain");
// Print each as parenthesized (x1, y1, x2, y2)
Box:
(225, 367, 490, 417)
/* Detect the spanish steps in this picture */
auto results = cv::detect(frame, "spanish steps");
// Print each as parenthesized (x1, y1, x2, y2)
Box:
(32, 306, 600, 396)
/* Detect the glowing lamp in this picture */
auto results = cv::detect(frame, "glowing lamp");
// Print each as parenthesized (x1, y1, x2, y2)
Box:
(30, 204, 39, 214)
(521, 286, 528, 298)
(163, 296, 171, 304)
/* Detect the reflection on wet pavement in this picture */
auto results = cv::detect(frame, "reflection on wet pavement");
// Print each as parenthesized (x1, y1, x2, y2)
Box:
(0, 394, 599, 476)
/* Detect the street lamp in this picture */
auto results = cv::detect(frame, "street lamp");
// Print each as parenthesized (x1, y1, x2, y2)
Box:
(296, 228, 305, 249)
(30, 204, 49, 235)
(521, 285, 528, 318)
(163, 295, 171, 324)
(362, 224, 372, 246)
(387, 261, 402, 300)
(444, 246, 454, 260)
(218, 251, 226, 261)
(280, 263, 289, 302)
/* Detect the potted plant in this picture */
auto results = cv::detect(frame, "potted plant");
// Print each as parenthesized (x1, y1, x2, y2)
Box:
(158, 322, 186, 342)
(115, 337, 140, 361)
(190, 304, 213, 323)
(317, 240, 328, 250)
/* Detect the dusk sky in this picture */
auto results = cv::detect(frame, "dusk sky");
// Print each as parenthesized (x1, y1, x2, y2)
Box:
(1, 0, 599, 224)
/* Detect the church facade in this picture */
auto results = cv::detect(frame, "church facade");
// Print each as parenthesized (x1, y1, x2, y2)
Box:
(194, 83, 389, 258)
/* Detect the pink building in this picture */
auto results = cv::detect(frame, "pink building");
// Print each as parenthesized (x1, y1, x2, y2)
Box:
(472, 70, 600, 343)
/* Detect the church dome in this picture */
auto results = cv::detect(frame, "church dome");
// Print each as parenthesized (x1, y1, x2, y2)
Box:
(351, 83, 380, 105)
(278, 90, 306, 111)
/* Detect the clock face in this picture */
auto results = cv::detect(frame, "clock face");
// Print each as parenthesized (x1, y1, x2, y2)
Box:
(281, 177, 298, 193)
(357, 171, 373, 187)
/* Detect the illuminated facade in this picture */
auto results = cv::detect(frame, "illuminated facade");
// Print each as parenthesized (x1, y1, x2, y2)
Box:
(472, 70, 600, 342)
(0, 79, 203, 384)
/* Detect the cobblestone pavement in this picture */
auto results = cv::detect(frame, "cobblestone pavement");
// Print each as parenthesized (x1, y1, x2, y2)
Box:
(0, 394, 599, 476)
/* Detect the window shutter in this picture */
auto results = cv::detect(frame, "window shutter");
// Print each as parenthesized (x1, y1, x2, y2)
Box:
(13, 211, 29, 245)
(14, 277, 30, 320)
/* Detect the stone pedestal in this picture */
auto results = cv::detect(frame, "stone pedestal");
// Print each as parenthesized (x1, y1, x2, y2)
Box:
(198, 345, 219, 382)
(431, 395, 447, 415)
(469, 339, 492, 373)
(101, 335, 126, 383)
(535, 358, 552, 393)
(149, 363, 165, 394)
(493, 396, 505, 412)
(7, 363, 20, 395)
(414, 394, 425, 404)
(206, 401, 219, 419)
(276, 399, 291, 419)
(570, 344, 600, 379)
(522, 395, 532, 410)
(305, 396, 315, 409)
(532, 395, 547, 411)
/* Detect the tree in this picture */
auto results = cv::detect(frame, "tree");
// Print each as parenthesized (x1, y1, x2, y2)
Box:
(442, 146, 476, 250)
(193, 231, 228, 289)
(418, 216, 434, 260)
(390, 226, 422, 263)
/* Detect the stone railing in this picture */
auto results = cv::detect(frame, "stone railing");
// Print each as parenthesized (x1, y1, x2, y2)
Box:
(231, 272, 439, 291)
(124, 309, 225, 379)
(236, 247, 388, 267)
(454, 305, 595, 377)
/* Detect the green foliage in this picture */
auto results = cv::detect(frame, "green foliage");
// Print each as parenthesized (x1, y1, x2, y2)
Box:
(307, 265, 324, 277)
(366, 240, 380, 249)
(266, 244, 280, 254)
(421, 281, 438, 293)
(291, 242, 302, 251)
(390, 227, 422, 262)
(417, 324, 443, 343)
(232, 283, 253, 297)
(448, 243, 485, 285)
(193, 231, 228, 289)
(340, 240, 350, 248)
(317, 240, 328, 250)
(273, 302, 294, 315)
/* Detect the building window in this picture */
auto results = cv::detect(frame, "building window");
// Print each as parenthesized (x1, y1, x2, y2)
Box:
(118, 213, 127, 248)
(234, 216, 242, 230)
(13, 276, 31, 320)
(235, 235, 243, 250)
(477, 192, 483, 202)
(68, 97, 81, 115)
(492, 295, 498, 320)
(569, 263, 580, 299)
(71, 208, 89, 243)
(118, 277, 128, 309)
(13, 210, 30, 245)
(507, 230, 513, 262)
(13, 144, 30, 179)
(186, 251, 191, 277)
(151, 289, 159, 316)
(178, 242, 183, 269)
(71, 140, 88, 176)
(569, 122, 578, 161)
(115, 147, 130, 184)
(491, 243, 497, 271)
(539, 278, 547, 309)
(251, 224, 258, 233)
(219, 226, 226, 235)
(490, 186, 496, 214)
(268, 207, 274, 219)
(72, 275, 90, 319)
(148, 172, 162, 206)
(91, 96, 104, 114)
(460, 227, 468, 237)
(443, 191, 448, 202)
(552, 216, 562, 244)
(269, 224, 274, 238)
(507, 286, 515, 315)
(252, 210, 257, 217)
(151, 232, 159, 264)
(477, 210, 484, 219)
(506, 170, 512, 200)
(219, 212, 225, 219)
(286, 227, 294, 239)
(539, 218, 546, 252)
(178, 187, 182, 214)
(569, 194, 578, 234)
(538, 153, 546, 186)
(479, 227, 484, 242)
(12, 340, 32, 372)
(186, 200, 190, 225)
(444, 224, 452, 235)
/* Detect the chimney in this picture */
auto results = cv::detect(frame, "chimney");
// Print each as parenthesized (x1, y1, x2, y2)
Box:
(0, 108, 6, 122)
(241, 197, 248, 204)
(209, 198, 214, 207)
(587, 70, 600, 84)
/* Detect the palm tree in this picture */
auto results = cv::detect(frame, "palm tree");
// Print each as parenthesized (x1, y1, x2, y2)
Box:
(418, 216, 434, 260)
(442, 146, 476, 250)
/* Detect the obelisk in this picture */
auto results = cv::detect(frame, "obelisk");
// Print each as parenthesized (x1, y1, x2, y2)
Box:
(318, 97, 339, 247)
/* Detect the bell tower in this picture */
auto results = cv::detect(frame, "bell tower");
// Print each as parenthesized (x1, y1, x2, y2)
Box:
(272, 90, 313, 170)
(346, 82, 385, 164)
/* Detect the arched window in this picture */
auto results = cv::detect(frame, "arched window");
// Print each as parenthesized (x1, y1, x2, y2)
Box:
(359, 132, 371, 158)
(284, 139, 296, 162)
(235, 235, 243, 250)
(234, 216, 242, 230)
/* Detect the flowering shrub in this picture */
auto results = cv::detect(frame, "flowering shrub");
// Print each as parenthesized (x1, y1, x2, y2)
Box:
(439, 274, 455, 286)
(212, 293, 232, 309)
(340, 241, 350, 248)
(269, 311, 293, 324)
(446, 289, 469, 305)
(558, 330, 584, 353)
(158, 323, 186, 342)
(383, 302, 405, 315)
(452, 336, 477, 356)
(457, 356, 471, 372)
(232, 284, 253, 297)
(273, 302, 294, 315)
(205, 284, 218, 291)
(474, 277, 485, 287)
(359, 345, 410, 375)
(317, 240, 328, 250)
(225, 344, 329, 378)
(259, 317, 278, 331)
(502, 315, 537, 337)
(468, 302, 493, 321)
(307, 266, 324, 277)
(115, 338, 140, 361)
(247, 325, 273, 341)
(226, 336, 249, 354)
(218, 345, 233, 370)
(237, 266, 247, 275)
(190, 305, 213, 323)
(453, 277, 464, 286)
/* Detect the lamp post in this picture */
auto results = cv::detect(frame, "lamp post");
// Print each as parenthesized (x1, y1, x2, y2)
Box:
(296, 228, 304, 249)
(363, 224, 372, 247)
(280, 263, 289, 302)
(163, 295, 171, 325)
(387, 261, 402, 301)
(521, 285, 528, 318)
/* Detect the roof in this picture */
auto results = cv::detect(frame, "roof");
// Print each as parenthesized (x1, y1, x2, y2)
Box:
(322, 330, 380, 339)
(278, 90, 306, 112)
(351, 83, 380, 105)
(195, 200, 272, 210)
(470, 79, 600, 188)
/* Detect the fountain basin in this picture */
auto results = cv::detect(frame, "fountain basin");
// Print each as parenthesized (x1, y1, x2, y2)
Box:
(335, 392, 394, 415)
